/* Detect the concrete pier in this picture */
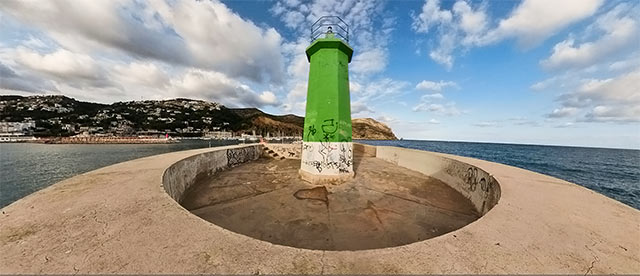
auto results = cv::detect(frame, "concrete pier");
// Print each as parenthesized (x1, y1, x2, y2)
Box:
(1, 143, 638, 274)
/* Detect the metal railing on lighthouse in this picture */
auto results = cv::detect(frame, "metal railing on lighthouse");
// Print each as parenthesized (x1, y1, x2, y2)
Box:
(310, 16, 349, 43)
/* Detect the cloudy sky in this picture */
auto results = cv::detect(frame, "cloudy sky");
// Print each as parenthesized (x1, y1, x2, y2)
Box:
(1, 0, 638, 149)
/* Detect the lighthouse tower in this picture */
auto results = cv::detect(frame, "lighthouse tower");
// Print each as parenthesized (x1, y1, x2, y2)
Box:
(300, 17, 354, 183)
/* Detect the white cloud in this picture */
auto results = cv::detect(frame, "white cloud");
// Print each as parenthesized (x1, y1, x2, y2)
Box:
(541, 3, 639, 70)
(412, 0, 453, 33)
(258, 91, 278, 106)
(412, 83, 461, 116)
(112, 62, 169, 87)
(531, 3, 640, 125)
(281, 80, 308, 114)
(412, 0, 603, 68)
(15, 47, 99, 80)
(169, 69, 279, 108)
(530, 77, 559, 91)
(510, 118, 541, 127)
(351, 101, 374, 117)
(546, 107, 578, 118)
(473, 121, 499, 127)
(554, 122, 576, 128)
(412, 0, 488, 68)
(453, 1, 488, 36)
(413, 102, 461, 116)
(584, 105, 640, 122)
(357, 78, 410, 102)
(482, 0, 603, 47)
(1, 0, 285, 83)
(23, 36, 48, 49)
(0, 62, 57, 93)
(12, 47, 111, 89)
(421, 93, 444, 100)
(376, 115, 397, 123)
(349, 81, 362, 93)
(428, 118, 440, 124)
(0, 0, 288, 108)
(416, 80, 458, 91)
(608, 56, 640, 72)
(577, 70, 640, 105)
(550, 69, 640, 122)
(351, 48, 387, 75)
(148, 0, 285, 83)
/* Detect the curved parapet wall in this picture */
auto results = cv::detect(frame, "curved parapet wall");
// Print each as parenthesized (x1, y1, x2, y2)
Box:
(374, 145, 500, 215)
(162, 145, 262, 202)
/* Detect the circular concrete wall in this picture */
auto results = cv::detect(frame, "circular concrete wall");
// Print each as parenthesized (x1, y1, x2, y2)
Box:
(162, 143, 502, 251)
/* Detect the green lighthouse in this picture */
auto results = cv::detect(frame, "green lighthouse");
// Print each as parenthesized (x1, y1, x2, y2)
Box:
(300, 17, 354, 183)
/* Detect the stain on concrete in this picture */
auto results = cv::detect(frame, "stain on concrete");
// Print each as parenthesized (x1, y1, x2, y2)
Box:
(0, 226, 38, 244)
(294, 186, 329, 204)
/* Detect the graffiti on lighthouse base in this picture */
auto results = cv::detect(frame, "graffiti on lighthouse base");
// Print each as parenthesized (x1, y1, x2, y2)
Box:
(301, 141, 353, 174)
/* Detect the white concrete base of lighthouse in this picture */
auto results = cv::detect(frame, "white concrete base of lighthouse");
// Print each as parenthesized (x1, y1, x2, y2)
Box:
(299, 141, 354, 184)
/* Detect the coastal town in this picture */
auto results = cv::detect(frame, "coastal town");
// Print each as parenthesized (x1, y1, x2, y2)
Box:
(0, 95, 294, 143)
(0, 95, 396, 143)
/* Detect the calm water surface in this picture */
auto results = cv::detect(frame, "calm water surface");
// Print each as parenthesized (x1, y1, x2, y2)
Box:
(359, 140, 640, 210)
(0, 140, 238, 208)
(1, 140, 639, 210)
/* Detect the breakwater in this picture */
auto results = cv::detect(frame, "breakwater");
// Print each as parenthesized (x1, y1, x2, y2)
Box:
(34, 136, 176, 144)
(1, 143, 638, 273)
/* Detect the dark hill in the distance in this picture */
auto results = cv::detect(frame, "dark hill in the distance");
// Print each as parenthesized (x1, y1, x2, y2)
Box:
(0, 95, 397, 140)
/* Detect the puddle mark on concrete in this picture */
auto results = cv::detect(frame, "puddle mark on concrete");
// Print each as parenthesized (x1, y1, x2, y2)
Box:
(294, 186, 329, 205)
(189, 185, 291, 212)
(360, 185, 479, 218)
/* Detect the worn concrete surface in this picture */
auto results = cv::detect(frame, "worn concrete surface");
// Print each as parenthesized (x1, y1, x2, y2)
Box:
(1, 144, 639, 274)
(182, 157, 478, 250)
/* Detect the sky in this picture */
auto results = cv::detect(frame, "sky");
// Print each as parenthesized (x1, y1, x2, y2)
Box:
(0, 0, 639, 149)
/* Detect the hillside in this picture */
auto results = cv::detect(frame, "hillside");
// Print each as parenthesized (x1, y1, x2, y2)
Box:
(0, 95, 397, 140)
(352, 118, 398, 140)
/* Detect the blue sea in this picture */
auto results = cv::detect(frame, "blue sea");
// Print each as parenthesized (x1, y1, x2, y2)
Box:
(359, 140, 640, 210)
(1, 140, 639, 210)
(0, 140, 239, 208)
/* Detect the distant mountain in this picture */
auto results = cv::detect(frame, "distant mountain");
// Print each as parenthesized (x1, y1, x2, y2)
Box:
(0, 95, 396, 140)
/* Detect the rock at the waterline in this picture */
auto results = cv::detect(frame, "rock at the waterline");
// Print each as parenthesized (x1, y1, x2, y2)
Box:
(351, 118, 398, 140)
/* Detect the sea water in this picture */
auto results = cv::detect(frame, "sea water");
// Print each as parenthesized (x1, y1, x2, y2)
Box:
(0, 140, 238, 208)
(1, 140, 639, 210)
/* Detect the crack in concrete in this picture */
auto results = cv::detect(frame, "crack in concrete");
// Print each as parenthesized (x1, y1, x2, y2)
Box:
(365, 200, 391, 243)
(325, 198, 335, 251)
(320, 250, 326, 275)
(188, 185, 292, 212)
(584, 244, 600, 275)
(366, 200, 384, 225)
(584, 257, 598, 275)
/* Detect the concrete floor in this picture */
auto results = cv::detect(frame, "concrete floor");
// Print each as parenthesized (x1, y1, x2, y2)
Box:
(182, 157, 479, 250)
